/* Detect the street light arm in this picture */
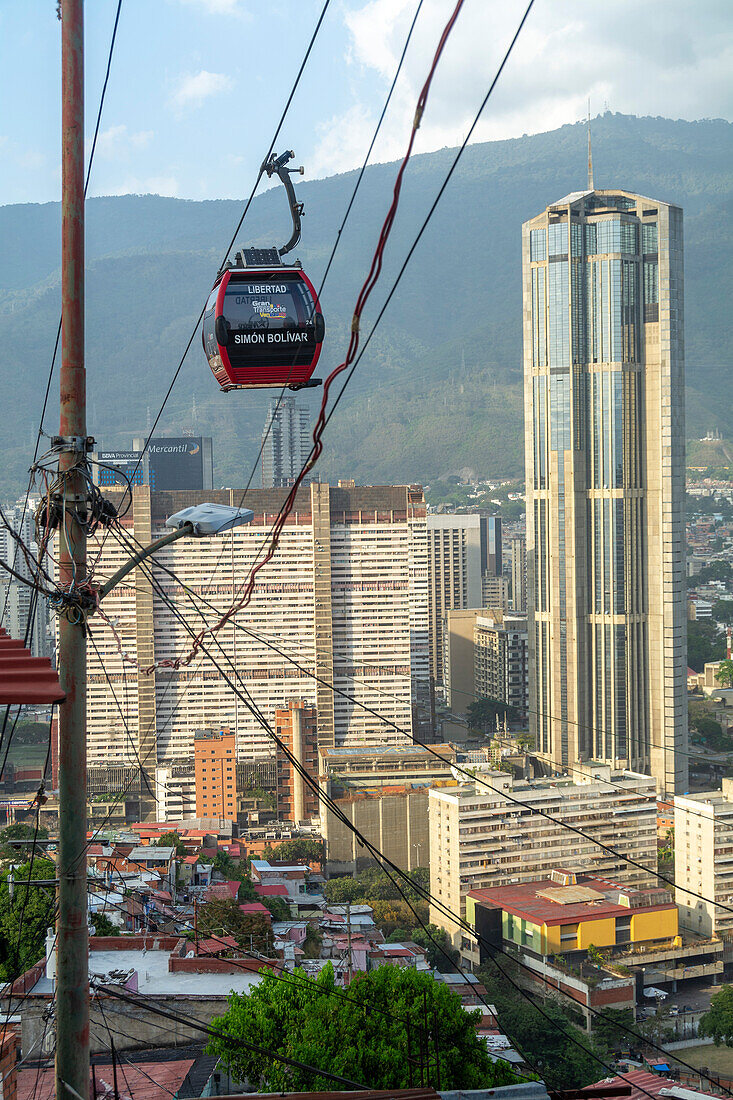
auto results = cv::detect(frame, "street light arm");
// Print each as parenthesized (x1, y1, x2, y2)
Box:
(97, 522, 194, 601)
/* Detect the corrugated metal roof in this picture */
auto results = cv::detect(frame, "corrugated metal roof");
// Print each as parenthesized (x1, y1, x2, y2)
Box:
(0, 627, 65, 704)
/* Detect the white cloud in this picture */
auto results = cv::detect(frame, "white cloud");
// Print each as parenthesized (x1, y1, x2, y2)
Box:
(169, 69, 234, 111)
(94, 125, 154, 160)
(319, 0, 733, 176)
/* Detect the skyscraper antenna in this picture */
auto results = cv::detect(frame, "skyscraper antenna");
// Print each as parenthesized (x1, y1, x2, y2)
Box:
(587, 99, 594, 191)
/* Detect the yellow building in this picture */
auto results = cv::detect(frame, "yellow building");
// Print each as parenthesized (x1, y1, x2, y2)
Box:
(466, 869, 678, 961)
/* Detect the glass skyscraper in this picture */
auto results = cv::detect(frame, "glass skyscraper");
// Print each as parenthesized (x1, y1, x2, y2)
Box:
(523, 189, 687, 794)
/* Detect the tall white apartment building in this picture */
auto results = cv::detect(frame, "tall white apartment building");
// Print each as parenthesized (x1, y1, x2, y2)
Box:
(261, 396, 311, 488)
(429, 766, 657, 946)
(86, 483, 428, 815)
(675, 781, 733, 937)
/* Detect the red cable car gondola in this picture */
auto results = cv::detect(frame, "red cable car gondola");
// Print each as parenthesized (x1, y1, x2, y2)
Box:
(202, 151, 325, 392)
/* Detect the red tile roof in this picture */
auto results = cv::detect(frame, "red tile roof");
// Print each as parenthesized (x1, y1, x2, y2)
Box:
(18, 1059, 197, 1100)
(255, 884, 289, 897)
(239, 902, 272, 917)
(584, 1071, 696, 1100)
(0, 627, 65, 704)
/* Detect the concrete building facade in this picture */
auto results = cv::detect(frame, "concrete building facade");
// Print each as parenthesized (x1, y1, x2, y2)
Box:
(474, 611, 529, 719)
(195, 729, 237, 821)
(675, 779, 733, 938)
(275, 700, 319, 822)
(428, 766, 658, 948)
(427, 515, 484, 689)
(85, 483, 428, 811)
(523, 189, 687, 793)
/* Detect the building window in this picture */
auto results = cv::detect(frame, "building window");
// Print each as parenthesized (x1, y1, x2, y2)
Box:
(530, 228, 547, 262)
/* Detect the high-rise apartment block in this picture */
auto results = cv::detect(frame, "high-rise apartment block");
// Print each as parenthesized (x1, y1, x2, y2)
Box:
(261, 396, 311, 488)
(474, 611, 529, 720)
(429, 766, 658, 947)
(674, 781, 733, 938)
(275, 700, 319, 822)
(523, 189, 687, 793)
(86, 483, 428, 813)
(195, 729, 237, 822)
(427, 515, 501, 688)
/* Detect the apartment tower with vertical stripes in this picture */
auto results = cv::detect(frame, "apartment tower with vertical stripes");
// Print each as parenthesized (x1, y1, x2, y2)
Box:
(523, 188, 687, 794)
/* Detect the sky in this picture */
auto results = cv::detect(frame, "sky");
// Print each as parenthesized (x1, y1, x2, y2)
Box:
(1, 0, 732, 207)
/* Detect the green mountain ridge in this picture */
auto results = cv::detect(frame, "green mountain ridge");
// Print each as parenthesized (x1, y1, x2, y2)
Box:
(1, 112, 731, 497)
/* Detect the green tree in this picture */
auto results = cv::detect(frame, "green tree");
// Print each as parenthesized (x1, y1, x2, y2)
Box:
(592, 1007, 636, 1052)
(156, 831, 187, 858)
(301, 926, 322, 959)
(688, 620, 726, 672)
(408, 924, 459, 970)
(467, 697, 517, 734)
(208, 962, 520, 1091)
(91, 911, 120, 937)
(0, 858, 56, 980)
(699, 985, 733, 1046)
(198, 898, 274, 954)
(270, 838, 325, 866)
(716, 658, 733, 688)
(324, 867, 428, 905)
(263, 895, 291, 921)
(477, 962, 606, 1090)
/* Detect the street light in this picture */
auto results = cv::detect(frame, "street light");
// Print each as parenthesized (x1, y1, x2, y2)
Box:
(98, 503, 255, 600)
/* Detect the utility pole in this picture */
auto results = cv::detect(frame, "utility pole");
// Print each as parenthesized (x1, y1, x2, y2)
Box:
(56, 2, 89, 1099)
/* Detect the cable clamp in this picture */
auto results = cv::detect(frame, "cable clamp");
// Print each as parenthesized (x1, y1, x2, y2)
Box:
(51, 435, 95, 454)
(351, 315, 360, 335)
(413, 105, 424, 130)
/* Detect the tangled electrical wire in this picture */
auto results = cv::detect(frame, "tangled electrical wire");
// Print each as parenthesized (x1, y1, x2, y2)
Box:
(0, 442, 130, 625)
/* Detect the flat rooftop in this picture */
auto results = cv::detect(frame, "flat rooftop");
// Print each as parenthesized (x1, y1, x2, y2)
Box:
(32, 947, 264, 998)
(320, 744, 454, 760)
(469, 875, 675, 926)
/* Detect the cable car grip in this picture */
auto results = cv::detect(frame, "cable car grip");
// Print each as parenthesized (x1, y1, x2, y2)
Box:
(262, 149, 306, 257)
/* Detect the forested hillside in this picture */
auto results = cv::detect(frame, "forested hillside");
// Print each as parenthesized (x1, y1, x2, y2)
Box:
(1, 112, 731, 498)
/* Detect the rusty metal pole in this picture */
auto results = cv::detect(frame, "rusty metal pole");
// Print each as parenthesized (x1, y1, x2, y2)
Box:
(56, 2, 89, 1099)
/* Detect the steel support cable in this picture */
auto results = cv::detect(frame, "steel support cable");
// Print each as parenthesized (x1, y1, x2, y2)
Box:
(109, 522, 722, 824)
(82, 871, 533, 1078)
(236, 0, 425, 496)
(94, 538, 720, 916)
(88, 0, 333, 588)
(74, 566, 732, 1097)
(78, 593, 730, 1098)
(82, 618, 715, 1100)
(78, 548, 727, 1077)
(109, 536, 719, 849)
(89, 0, 426, 651)
(89, 979, 370, 1089)
(154, 0, 472, 673)
(144, 0, 537, 679)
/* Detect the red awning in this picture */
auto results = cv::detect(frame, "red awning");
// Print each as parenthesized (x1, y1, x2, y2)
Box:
(0, 628, 65, 705)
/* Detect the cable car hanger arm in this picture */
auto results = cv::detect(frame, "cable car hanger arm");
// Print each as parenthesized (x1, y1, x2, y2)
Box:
(262, 149, 304, 256)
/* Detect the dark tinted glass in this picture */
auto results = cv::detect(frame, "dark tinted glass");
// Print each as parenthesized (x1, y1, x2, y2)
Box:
(223, 272, 319, 368)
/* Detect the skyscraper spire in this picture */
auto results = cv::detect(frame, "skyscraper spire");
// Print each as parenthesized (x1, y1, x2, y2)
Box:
(587, 100, 594, 190)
